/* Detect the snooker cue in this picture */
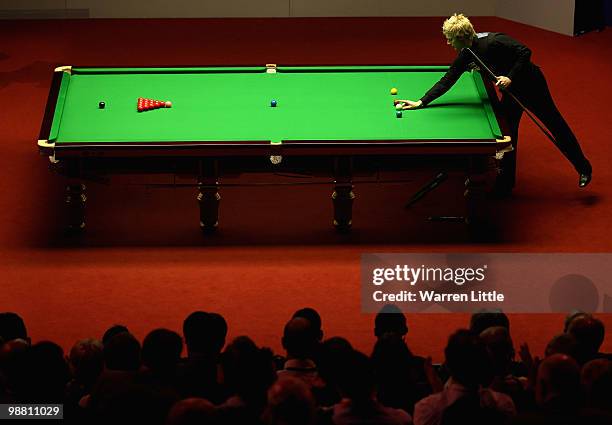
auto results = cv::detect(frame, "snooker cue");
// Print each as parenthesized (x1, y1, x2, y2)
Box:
(464, 47, 559, 148)
(404, 171, 448, 208)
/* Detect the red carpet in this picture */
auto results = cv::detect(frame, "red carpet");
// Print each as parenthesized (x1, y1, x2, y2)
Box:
(1, 17, 611, 361)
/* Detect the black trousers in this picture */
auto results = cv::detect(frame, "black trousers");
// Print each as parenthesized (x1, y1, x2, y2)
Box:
(496, 66, 591, 189)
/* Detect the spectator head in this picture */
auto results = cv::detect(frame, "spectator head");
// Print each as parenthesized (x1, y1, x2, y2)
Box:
(320, 336, 352, 354)
(0, 338, 28, 359)
(536, 354, 581, 408)
(563, 311, 588, 333)
(581, 358, 612, 411)
(69, 338, 104, 388)
(103, 332, 141, 371)
(337, 350, 375, 402)
(371, 332, 414, 368)
(142, 328, 183, 374)
(0, 312, 29, 344)
(0, 338, 29, 397)
(102, 324, 129, 346)
(183, 311, 227, 356)
(166, 398, 217, 425)
(469, 310, 509, 335)
(292, 308, 323, 342)
(445, 329, 491, 389)
(480, 326, 514, 377)
(22, 341, 70, 403)
(263, 376, 316, 425)
(567, 314, 605, 364)
(545, 333, 579, 359)
(317, 337, 353, 394)
(220, 336, 276, 407)
(374, 304, 408, 338)
(282, 317, 318, 360)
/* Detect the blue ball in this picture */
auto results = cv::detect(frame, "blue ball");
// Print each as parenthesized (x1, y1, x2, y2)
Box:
(271, 100, 277, 107)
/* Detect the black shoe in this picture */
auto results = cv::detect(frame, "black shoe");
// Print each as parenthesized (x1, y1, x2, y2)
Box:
(579, 173, 591, 188)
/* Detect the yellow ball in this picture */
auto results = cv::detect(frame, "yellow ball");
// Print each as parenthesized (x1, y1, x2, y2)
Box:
(390, 88, 398, 95)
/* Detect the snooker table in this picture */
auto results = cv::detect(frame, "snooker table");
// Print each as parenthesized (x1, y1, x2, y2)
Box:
(38, 65, 511, 231)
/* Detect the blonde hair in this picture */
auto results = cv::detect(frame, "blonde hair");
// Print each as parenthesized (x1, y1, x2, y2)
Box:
(442, 14, 476, 41)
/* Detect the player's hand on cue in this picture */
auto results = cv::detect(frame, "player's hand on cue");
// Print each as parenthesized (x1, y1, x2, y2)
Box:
(394, 99, 423, 110)
(496, 76, 512, 89)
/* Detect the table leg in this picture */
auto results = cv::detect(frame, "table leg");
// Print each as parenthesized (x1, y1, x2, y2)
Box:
(65, 183, 86, 230)
(464, 157, 489, 226)
(197, 159, 220, 231)
(332, 157, 355, 232)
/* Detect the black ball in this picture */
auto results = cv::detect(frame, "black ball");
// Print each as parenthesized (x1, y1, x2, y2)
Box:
(99, 102, 105, 109)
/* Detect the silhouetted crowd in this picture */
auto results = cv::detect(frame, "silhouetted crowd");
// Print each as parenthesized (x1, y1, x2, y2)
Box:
(1, 307, 611, 424)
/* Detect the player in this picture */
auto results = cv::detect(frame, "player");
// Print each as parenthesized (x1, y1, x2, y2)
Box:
(397, 14, 592, 194)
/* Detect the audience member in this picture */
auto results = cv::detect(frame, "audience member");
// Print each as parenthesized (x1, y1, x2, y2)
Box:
(0, 312, 29, 344)
(469, 310, 510, 335)
(315, 337, 353, 407)
(293, 308, 324, 343)
(101, 324, 129, 345)
(278, 317, 321, 388)
(480, 326, 532, 411)
(509, 354, 612, 425)
(65, 338, 104, 406)
(20, 341, 70, 403)
(534, 354, 582, 413)
(471, 311, 529, 377)
(566, 314, 607, 365)
(563, 311, 588, 333)
(218, 336, 276, 425)
(292, 307, 325, 368)
(581, 358, 612, 412)
(183, 311, 227, 356)
(413, 330, 515, 425)
(263, 376, 317, 425)
(374, 304, 408, 338)
(0, 338, 29, 402)
(371, 332, 431, 414)
(545, 333, 579, 359)
(139, 328, 184, 412)
(332, 349, 412, 425)
(88, 331, 144, 420)
(142, 328, 183, 379)
(103, 331, 141, 371)
(178, 311, 228, 403)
